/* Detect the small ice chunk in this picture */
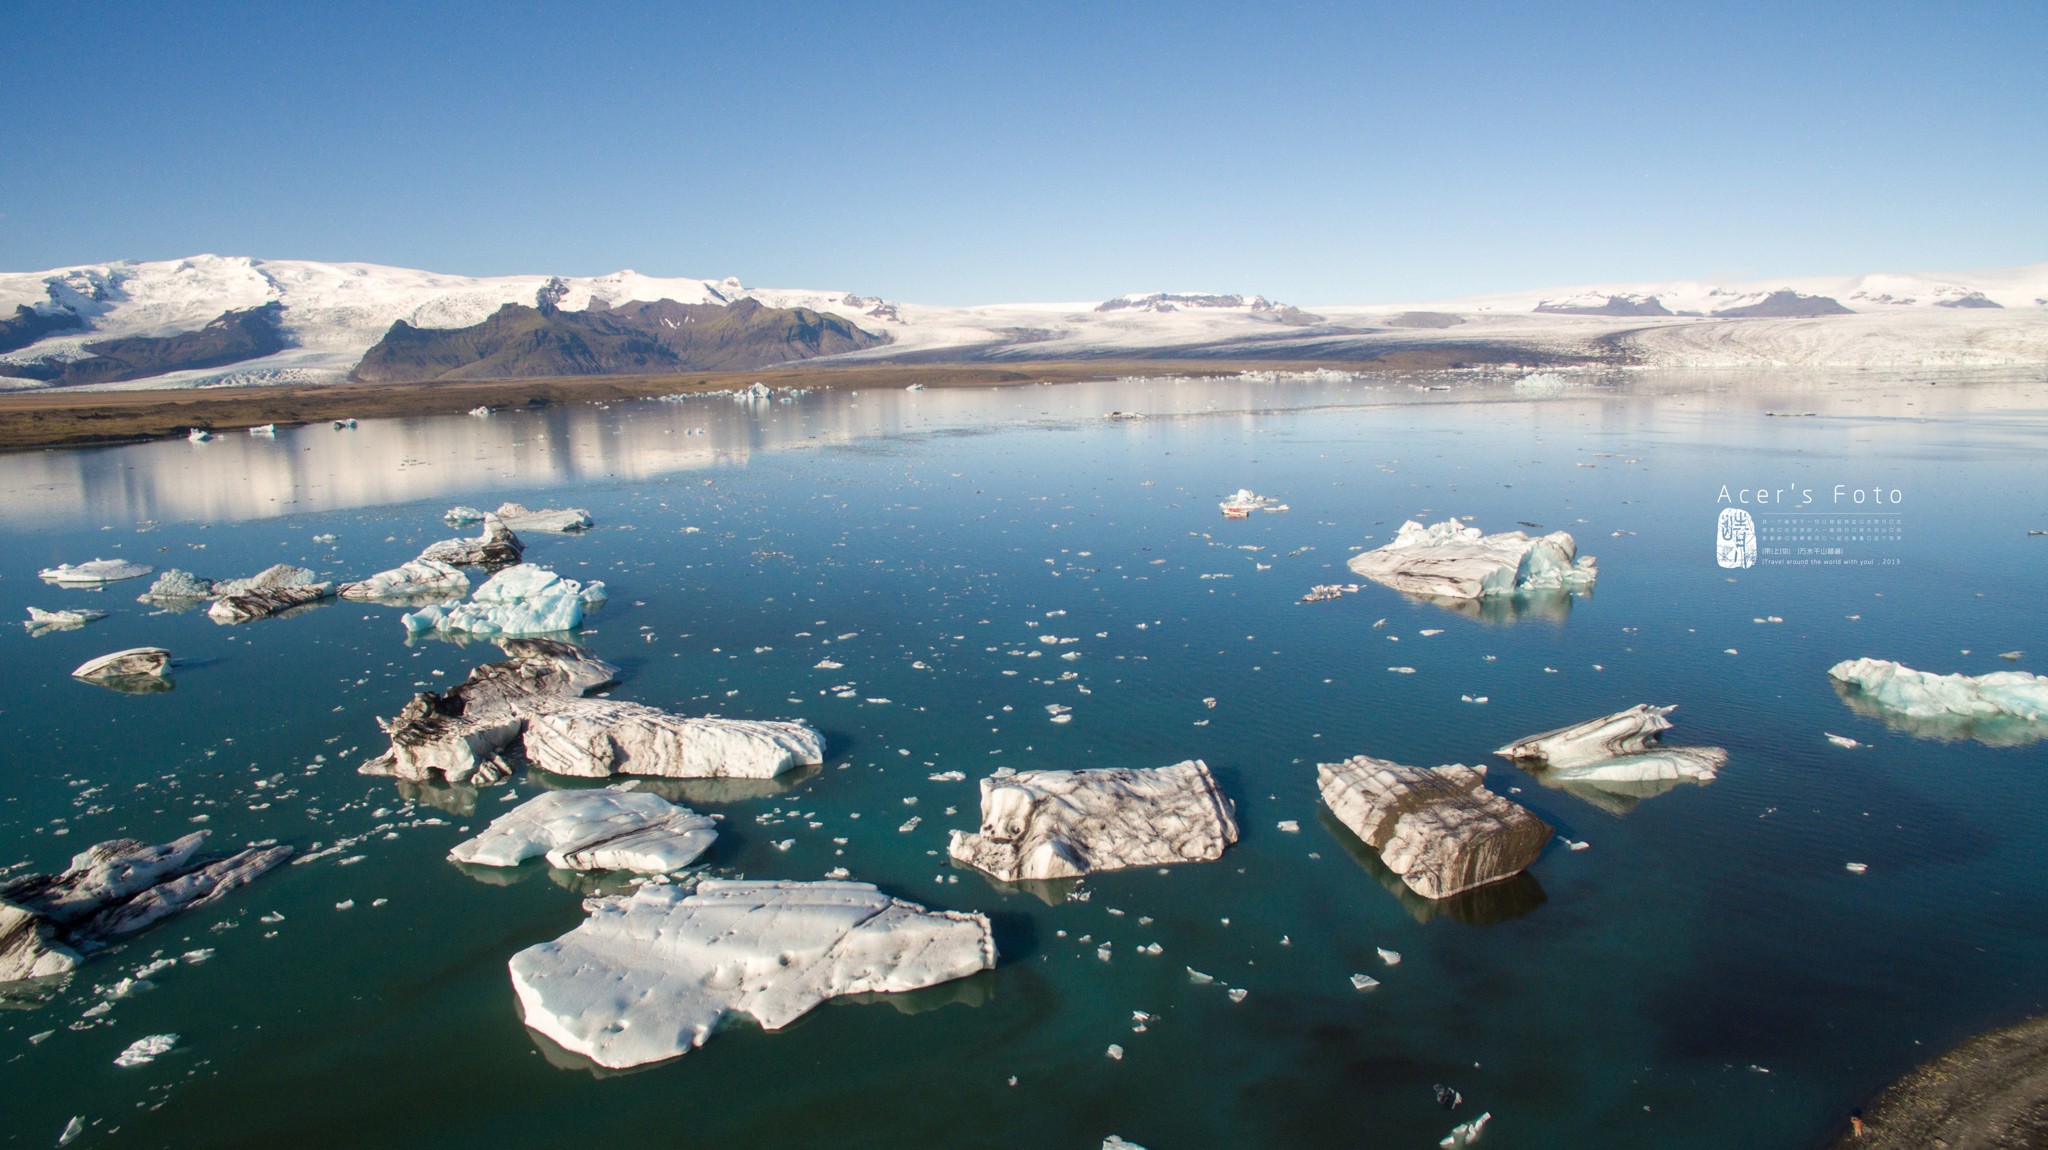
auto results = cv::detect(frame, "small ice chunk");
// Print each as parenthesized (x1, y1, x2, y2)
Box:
(1377, 947, 1402, 966)
(1350, 973, 1380, 991)
(114, 1033, 177, 1067)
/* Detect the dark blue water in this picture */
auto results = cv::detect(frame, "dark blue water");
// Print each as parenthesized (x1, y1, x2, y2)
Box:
(2, 371, 2043, 1149)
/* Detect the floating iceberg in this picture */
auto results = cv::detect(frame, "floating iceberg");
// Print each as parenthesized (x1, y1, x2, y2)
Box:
(492, 502, 593, 534)
(71, 647, 171, 684)
(401, 564, 606, 637)
(338, 558, 470, 602)
(1219, 489, 1288, 517)
(361, 639, 824, 786)
(39, 559, 153, 586)
(1347, 519, 1595, 600)
(25, 607, 107, 634)
(207, 564, 334, 623)
(509, 879, 996, 1069)
(1318, 755, 1551, 899)
(136, 569, 213, 602)
(449, 788, 717, 873)
(521, 704, 825, 781)
(416, 514, 524, 570)
(114, 1034, 178, 1067)
(1, 832, 290, 984)
(948, 761, 1239, 882)
(1496, 704, 1727, 781)
(1828, 658, 2048, 746)
(444, 505, 485, 524)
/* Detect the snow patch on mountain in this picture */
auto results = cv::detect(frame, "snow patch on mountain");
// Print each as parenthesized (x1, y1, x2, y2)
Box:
(3, 254, 2046, 388)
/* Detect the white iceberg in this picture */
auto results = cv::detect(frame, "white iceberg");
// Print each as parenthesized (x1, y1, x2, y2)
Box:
(39, 559, 153, 586)
(948, 760, 1239, 882)
(509, 879, 996, 1069)
(1494, 704, 1727, 783)
(25, 607, 107, 633)
(137, 569, 213, 602)
(402, 564, 606, 637)
(1319, 755, 1551, 899)
(1219, 488, 1288, 516)
(449, 788, 716, 873)
(492, 502, 594, 534)
(522, 704, 825, 781)
(444, 505, 485, 525)
(114, 1033, 178, 1067)
(1828, 658, 2048, 746)
(338, 558, 470, 602)
(1347, 519, 1595, 600)
(71, 647, 171, 683)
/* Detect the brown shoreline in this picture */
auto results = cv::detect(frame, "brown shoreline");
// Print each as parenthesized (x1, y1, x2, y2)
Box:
(0, 350, 1515, 451)
(1825, 1015, 2048, 1148)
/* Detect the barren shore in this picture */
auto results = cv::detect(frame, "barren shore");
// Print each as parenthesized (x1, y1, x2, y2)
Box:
(0, 348, 1527, 451)
(1826, 1016, 2048, 1149)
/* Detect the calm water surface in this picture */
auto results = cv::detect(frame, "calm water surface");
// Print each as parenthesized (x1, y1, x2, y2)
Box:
(2, 371, 2044, 1149)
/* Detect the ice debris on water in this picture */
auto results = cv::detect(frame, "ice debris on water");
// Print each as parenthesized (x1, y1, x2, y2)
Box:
(1378, 947, 1402, 966)
(1350, 973, 1380, 991)
(1440, 1112, 1491, 1147)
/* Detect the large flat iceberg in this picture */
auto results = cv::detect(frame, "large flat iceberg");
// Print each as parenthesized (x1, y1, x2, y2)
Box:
(449, 788, 716, 873)
(1347, 519, 1595, 600)
(491, 502, 594, 534)
(39, 559, 153, 586)
(509, 879, 996, 1069)
(1828, 658, 2048, 745)
(1318, 755, 1551, 899)
(948, 761, 1239, 882)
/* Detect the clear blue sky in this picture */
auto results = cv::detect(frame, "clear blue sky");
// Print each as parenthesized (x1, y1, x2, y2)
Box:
(3, 2, 2043, 303)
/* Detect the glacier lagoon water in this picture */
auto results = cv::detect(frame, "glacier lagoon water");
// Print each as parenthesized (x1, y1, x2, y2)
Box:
(2, 371, 2045, 1149)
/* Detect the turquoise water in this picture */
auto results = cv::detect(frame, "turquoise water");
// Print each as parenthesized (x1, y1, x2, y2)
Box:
(2, 371, 2045, 1149)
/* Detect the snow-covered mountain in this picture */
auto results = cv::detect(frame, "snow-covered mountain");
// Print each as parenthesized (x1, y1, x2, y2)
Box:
(3, 253, 2045, 390)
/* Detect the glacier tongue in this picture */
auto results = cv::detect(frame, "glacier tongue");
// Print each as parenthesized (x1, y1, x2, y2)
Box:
(509, 879, 996, 1069)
